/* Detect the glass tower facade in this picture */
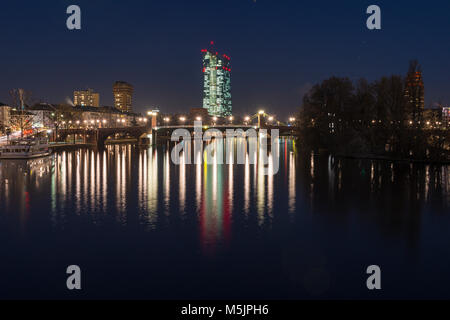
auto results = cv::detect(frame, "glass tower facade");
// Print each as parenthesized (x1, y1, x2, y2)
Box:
(202, 47, 232, 117)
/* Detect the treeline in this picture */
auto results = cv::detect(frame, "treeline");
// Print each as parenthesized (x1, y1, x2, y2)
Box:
(297, 75, 449, 162)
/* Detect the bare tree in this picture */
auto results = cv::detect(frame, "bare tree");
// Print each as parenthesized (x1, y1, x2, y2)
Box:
(9, 89, 34, 138)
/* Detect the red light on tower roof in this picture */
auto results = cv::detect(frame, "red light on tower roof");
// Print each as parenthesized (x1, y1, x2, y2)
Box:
(210, 41, 214, 45)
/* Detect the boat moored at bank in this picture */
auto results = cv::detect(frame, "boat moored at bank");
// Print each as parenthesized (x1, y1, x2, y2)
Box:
(0, 138, 51, 159)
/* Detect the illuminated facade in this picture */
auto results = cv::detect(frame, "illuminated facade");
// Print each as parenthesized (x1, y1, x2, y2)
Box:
(202, 44, 232, 117)
(74, 88, 100, 107)
(443, 107, 450, 125)
(404, 61, 425, 122)
(0, 103, 11, 132)
(113, 81, 133, 112)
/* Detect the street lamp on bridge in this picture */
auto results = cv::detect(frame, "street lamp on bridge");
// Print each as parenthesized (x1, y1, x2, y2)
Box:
(148, 110, 159, 127)
(258, 110, 265, 128)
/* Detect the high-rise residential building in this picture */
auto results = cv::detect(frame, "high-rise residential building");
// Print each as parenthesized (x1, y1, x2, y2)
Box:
(443, 107, 450, 125)
(202, 43, 232, 117)
(404, 61, 425, 122)
(113, 81, 133, 112)
(74, 88, 100, 107)
(0, 103, 11, 132)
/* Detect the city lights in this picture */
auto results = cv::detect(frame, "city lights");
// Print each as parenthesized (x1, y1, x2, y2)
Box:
(0, 4, 448, 304)
(202, 48, 232, 117)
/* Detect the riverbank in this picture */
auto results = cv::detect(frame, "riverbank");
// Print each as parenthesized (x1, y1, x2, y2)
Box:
(333, 153, 450, 165)
(49, 138, 144, 151)
(49, 143, 95, 151)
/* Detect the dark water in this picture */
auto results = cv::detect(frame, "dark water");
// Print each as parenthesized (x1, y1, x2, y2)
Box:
(0, 139, 449, 299)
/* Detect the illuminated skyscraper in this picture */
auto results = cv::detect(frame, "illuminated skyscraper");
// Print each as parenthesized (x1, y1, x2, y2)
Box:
(404, 61, 425, 122)
(202, 43, 232, 117)
(113, 81, 133, 112)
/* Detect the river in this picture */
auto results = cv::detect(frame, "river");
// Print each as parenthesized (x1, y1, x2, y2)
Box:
(0, 139, 449, 299)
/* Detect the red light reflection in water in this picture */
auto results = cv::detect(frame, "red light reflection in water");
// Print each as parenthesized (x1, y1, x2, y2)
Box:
(199, 160, 232, 256)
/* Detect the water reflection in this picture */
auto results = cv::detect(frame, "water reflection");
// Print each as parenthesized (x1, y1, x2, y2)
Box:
(0, 139, 449, 254)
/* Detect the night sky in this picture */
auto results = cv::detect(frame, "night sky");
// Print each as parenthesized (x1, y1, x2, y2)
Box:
(0, 0, 449, 119)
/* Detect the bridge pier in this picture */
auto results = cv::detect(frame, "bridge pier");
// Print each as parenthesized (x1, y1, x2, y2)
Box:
(151, 129, 157, 146)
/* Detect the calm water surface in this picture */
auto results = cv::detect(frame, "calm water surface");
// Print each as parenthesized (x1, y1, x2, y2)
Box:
(0, 139, 449, 299)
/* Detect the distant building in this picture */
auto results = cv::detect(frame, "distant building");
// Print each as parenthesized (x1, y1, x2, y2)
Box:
(71, 105, 134, 127)
(0, 103, 11, 132)
(113, 81, 133, 112)
(443, 107, 450, 125)
(404, 61, 425, 122)
(423, 107, 442, 127)
(202, 43, 232, 117)
(28, 103, 56, 129)
(189, 107, 210, 120)
(74, 88, 100, 107)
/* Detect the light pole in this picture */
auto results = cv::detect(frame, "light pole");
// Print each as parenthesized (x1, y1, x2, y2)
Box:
(148, 111, 159, 128)
(47, 129, 52, 143)
(258, 110, 265, 128)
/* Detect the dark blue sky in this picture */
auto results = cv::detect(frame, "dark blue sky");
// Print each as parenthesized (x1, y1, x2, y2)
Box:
(0, 0, 449, 118)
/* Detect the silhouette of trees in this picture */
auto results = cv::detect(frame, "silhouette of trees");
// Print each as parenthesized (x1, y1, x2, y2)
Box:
(298, 74, 449, 162)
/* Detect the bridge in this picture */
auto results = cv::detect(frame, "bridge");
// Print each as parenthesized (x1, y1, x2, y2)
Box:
(152, 124, 297, 141)
(51, 111, 299, 147)
(150, 110, 298, 143)
(54, 126, 149, 148)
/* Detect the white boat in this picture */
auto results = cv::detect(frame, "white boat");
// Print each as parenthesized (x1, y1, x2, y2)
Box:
(0, 137, 51, 159)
